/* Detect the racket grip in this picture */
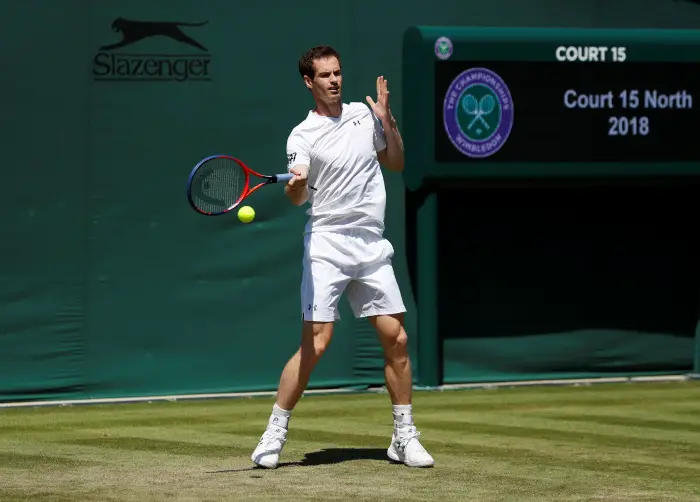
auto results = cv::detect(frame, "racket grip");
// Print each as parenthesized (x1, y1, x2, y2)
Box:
(275, 172, 316, 190)
(275, 173, 294, 183)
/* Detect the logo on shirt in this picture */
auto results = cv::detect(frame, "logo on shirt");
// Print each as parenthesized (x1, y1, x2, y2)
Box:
(287, 152, 297, 167)
(443, 67, 514, 159)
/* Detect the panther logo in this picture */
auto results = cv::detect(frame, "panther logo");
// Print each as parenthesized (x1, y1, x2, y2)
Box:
(99, 18, 208, 52)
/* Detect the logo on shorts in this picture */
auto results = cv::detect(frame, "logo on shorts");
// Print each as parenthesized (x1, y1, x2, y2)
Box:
(443, 67, 514, 159)
(434, 36, 453, 60)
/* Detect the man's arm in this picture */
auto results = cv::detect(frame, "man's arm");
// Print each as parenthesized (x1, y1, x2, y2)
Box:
(366, 76, 404, 172)
(377, 115, 404, 172)
(284, 164, 310, 206)
(285, 132, 311, 206)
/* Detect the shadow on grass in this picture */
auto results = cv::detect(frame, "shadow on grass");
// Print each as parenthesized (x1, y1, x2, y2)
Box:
(210, 447, 392, 473)
(281, 447, 390, 467)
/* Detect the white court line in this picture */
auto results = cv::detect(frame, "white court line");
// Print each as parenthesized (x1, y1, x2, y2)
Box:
(0, 387, 372, 408)
(435, 374, 690, 390)
(0, 374, 693, 409)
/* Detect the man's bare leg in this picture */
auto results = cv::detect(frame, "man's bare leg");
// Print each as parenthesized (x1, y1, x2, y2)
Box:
(369, 313, 412, 406)
(252, 320, 334, 468)
(370, 312, 434, 467)
(275, 321, 334, 410)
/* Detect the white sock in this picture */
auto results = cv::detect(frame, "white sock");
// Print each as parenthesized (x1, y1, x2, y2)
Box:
(392, 404, 413, 426)
(269, 403, 292, 429)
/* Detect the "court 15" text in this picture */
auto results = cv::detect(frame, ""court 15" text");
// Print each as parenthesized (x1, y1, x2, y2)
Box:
(555, 46, 627, 62)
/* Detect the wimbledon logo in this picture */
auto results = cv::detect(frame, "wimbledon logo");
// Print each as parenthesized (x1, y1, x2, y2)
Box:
(443, 67, 514, 158)
(434, 36, 453, 60)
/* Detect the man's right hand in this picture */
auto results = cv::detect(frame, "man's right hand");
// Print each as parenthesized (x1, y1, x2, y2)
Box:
(288, 166, 309, 189)
(285, 165, 310, 206)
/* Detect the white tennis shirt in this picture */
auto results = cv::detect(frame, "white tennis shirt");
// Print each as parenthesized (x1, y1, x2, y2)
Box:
(286, 102, 388, 236)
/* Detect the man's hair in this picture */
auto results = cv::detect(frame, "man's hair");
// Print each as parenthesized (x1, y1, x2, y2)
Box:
(298, 45, 342, 80)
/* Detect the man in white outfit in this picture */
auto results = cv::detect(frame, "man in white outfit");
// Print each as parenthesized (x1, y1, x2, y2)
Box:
(251, 45, 434, 469)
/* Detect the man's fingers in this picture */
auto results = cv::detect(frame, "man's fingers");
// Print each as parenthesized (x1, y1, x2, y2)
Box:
(287, 177, 307, 190)
(289, 167, 307, 179)
(366, 95, 376, 107)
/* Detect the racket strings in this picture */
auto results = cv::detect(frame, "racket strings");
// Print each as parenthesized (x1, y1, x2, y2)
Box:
(192, 158, 245, 213)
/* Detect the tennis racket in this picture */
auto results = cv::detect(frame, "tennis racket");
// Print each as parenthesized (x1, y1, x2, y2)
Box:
(186, 155, 314, 216)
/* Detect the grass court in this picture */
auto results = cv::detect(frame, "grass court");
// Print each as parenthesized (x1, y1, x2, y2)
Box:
(2, 380, 700, 501)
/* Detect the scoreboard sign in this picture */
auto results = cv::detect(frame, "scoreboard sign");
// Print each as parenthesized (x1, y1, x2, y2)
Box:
(436, 59, 698, 163)
(402, 26, 700, 188)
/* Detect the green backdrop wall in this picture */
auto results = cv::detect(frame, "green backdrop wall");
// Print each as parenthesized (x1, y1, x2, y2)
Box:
(1, 0, 699, 401)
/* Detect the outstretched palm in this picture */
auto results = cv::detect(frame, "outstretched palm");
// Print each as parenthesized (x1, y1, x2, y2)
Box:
(366, 76, 391, 122)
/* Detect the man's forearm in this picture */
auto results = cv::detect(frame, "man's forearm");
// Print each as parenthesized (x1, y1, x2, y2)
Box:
(382, 116, 405, 172)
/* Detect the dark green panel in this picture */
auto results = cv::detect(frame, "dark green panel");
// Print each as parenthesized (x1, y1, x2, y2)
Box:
(403, 26, 700, 189)
(415, 194, 439, 387)
(695, 321, 700, 376)
(3, 0, 700, 402)
(0, 2, 88, 400)
(444, 331, 694, 383)
(437, 182, 698, 383)
(82, 1, 363, 397)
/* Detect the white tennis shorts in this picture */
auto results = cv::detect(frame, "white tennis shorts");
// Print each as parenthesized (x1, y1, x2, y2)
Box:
(300, 229, 407, 322)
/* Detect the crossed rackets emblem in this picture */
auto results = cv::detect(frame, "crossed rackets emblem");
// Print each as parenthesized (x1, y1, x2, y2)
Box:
(461, 93, 496, 131)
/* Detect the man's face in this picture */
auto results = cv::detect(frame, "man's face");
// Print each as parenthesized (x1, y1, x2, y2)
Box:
(305, 56, 342, 106)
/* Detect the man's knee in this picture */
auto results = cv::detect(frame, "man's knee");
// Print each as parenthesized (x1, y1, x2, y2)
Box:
(301, 321, 334, 359)
(371, 314, 409, 361)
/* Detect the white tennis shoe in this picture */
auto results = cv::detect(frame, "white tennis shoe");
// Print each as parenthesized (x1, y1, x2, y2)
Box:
(387, 423, 435, 467)
(251, 424, 287, 469)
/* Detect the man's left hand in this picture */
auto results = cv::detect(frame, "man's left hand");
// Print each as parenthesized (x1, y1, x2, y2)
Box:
(366, 76, 393, 124)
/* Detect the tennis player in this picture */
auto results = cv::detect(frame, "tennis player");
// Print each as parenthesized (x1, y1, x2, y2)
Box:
(251, 46, 434, 469)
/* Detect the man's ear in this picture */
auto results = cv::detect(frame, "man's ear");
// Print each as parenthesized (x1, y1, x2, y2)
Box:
(303, 75, 313, 91)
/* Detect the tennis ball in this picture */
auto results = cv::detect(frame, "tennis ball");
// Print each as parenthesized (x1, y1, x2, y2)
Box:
(237, 206, 255, 223)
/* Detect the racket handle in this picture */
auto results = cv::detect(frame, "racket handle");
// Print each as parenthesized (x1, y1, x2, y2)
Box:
(275, 173, 293, 183)
(275, 172, 317, 190)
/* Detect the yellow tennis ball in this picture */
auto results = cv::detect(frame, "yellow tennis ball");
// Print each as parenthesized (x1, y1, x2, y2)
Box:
(237, 205, 255, 223)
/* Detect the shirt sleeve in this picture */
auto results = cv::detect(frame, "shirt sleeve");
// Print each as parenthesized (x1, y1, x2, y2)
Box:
(286, 131, 311, 172)
(371, 109, 387, 152)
